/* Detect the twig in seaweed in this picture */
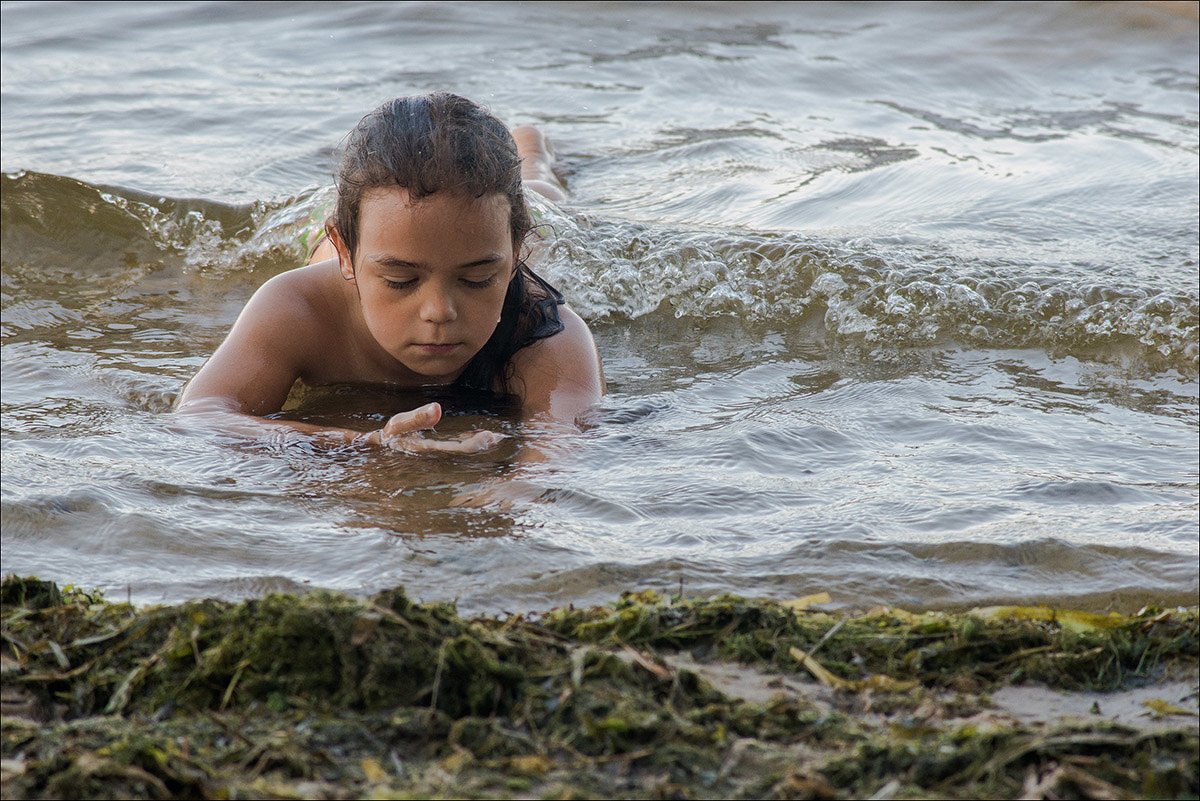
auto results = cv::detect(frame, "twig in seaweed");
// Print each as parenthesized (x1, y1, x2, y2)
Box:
(806, 615, 848, 659)
(620, 644, 672, 678)
(59, 614, 147, 652)
(430, 640, 449, 710)
(190, 624, 202, 664)
(996, 644, 1054, 665)
(220, 663, 247, 711)
(103, 652, 161, 714)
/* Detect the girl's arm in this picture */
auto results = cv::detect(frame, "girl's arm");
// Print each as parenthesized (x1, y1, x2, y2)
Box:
(177, 395, 500, 453)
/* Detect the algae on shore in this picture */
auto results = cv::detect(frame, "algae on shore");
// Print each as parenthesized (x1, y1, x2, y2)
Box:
(2, 576, 1197, 799)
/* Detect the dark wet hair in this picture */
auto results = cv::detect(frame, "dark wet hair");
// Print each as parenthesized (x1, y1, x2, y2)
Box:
(331, 92, 531, 258)
(330, 92, 562, 396)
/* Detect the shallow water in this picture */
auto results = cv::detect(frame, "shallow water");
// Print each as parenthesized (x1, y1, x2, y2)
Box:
(2, 1, 1197, 613)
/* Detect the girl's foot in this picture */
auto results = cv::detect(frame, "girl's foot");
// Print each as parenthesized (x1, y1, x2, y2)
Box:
(512, 124, 568, 202)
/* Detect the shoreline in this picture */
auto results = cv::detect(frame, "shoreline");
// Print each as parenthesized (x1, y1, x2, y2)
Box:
(2, 577, 1197, 799)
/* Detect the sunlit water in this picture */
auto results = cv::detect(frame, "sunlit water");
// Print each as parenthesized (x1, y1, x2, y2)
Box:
(2, 1, 1197, 614)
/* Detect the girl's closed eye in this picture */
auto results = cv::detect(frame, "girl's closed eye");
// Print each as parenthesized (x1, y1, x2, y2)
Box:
(462, 274, 497, 289)
(384, 277, 418, 290)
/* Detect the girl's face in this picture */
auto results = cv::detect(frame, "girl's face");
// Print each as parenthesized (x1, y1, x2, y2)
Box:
(337, 187, 514, 384)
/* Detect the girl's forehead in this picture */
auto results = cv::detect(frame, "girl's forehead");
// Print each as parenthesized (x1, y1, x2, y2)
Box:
(359, 186, 508, 218)
(356, 187, 512, 252)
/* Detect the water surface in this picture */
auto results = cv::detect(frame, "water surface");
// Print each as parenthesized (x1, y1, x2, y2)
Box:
(2, 1, 1197, 613)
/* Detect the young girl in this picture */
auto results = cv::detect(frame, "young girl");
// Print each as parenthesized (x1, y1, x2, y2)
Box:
(176, 93, 605, 453)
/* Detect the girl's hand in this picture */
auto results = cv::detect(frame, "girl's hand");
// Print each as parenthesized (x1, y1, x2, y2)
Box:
(360, 402, 505, 454)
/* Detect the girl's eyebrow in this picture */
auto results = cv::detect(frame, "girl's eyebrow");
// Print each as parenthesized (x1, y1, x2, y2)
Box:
(370, 253, 505, 270)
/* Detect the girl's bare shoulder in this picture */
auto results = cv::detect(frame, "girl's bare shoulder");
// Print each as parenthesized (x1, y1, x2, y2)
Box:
(251, 260, 348, 327)
(222, 260, 356, 377)
(510, 305, 605, 421)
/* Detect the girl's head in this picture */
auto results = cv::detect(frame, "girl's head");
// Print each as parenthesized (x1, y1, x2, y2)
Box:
(331, 92, 532, 263)
(325, 93, 560, 392)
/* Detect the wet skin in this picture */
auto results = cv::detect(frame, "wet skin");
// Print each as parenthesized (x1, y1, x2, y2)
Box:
(176, 187, 605, 453)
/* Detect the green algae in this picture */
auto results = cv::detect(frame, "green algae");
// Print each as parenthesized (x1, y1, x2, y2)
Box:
(2, 576, 1197, 799)
(540, 590, 1199, 692)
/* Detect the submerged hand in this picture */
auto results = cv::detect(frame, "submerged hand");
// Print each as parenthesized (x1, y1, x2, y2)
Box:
(360, 402, 505, 454)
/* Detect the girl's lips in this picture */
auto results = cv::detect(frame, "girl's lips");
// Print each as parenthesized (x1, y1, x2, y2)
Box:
(414, 343, 461, 354)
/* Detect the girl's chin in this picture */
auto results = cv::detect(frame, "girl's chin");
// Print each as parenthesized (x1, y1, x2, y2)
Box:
(395, 351, 475, 381)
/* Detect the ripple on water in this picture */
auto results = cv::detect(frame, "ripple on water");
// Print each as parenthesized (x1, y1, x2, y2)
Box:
(0, 1, 1196, 612)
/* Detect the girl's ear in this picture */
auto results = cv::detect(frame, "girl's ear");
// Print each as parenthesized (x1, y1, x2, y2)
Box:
(328, 226, 355, 283)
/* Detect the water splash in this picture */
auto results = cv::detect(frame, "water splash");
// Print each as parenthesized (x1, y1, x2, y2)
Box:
(4, 171, 1196, 375)
(528, 193, 1197, 374)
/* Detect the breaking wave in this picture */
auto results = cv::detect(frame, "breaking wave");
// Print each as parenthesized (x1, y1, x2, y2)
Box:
(4, 170, 1196, 374)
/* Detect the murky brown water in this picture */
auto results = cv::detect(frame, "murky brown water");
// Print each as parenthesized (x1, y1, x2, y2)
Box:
(2, 1, 1197, 613)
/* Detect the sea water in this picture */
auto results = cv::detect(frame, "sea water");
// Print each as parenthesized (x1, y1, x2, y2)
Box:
(2, 1, 1197, 613)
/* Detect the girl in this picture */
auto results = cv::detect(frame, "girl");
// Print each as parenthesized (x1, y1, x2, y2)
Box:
(176, 93, 605, 453)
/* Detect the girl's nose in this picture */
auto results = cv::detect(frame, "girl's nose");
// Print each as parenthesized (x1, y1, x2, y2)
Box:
(419, 284, 457, 324)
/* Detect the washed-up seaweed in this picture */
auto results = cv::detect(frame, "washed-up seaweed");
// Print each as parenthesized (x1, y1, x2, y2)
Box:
(2, 576, 1196, 799)
(541, 590, 1199, 692)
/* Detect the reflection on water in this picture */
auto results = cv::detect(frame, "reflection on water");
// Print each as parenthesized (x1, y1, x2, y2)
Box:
(1, 1, 1197, 613)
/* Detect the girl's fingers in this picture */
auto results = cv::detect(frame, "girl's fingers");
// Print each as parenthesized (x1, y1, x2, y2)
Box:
(450, 430, 507, 452)
(388, 429, 506, 454)
(365, 403, 504, 453)
(381, 402, 442, 438)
